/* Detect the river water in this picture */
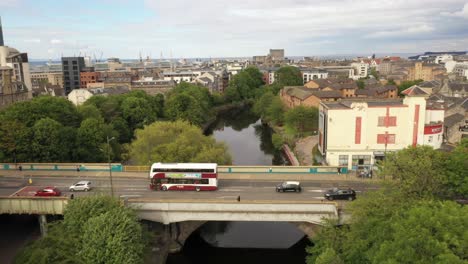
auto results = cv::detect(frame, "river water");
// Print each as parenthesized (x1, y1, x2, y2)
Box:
(166, 108, 310, 264)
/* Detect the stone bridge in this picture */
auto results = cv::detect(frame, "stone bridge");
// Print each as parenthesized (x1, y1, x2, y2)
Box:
(126, 199, 340, 251)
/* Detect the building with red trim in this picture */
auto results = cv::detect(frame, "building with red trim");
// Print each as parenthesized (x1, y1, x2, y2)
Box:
(318, 86, 444, 170)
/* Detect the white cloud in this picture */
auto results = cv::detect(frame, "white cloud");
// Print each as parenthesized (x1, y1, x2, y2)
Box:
(366, 24, 435, 38)
(24, 38, 41, 43)
(441, 2, 468, 18)
(5, 0, 468, 58)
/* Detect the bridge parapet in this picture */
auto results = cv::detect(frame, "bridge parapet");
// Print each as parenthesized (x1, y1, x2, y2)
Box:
(127, 199, 338, 225)
(0, 197, 68, 215)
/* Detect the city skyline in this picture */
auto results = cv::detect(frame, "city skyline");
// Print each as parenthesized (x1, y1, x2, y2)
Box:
(1, 0, 468, 59)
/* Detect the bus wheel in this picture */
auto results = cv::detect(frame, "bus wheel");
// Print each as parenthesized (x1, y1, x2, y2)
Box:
(196, 187, 201, 192)
(162, 186, 168, 191)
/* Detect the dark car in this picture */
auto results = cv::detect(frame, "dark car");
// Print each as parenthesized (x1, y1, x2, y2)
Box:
(276, 181, 301, 192)
(324, 187, 356, 201)
(35, 187, 62, 197)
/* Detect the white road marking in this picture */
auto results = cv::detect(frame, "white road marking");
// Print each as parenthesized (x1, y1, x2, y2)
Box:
(219, 189, 242, 192)
(307, 189, 325, 193)
(120, 195, 142, 198)
(122, 188, 148, 191)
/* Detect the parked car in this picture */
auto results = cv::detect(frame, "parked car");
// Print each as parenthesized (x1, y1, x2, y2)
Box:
(324, 187, 356, 201)
(276, 181, 302, 192)
(35, 187, 61, 197)
(69, 181, 92, 192)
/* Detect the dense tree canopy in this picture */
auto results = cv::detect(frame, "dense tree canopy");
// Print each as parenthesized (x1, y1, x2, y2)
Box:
(284, 106, 318, 135)
(379, 145, 447, 198)
(275, 66, 303, 86)
(307, 190, 468, 264)
(308, 143, 468, 264)
(128, 120, 232, 165)
(224, 67, 264, 102)
(15, 196, 146, 264)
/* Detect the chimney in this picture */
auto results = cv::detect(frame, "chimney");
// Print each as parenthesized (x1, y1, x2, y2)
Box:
(0, 17, 4, 46)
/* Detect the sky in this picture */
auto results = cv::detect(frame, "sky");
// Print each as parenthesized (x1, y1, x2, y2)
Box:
(1, 0, 468, 59)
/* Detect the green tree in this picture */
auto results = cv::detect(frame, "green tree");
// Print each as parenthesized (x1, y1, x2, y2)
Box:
(370, 201, 468, 264)
(397, 79, 424, 95)
(76, 118, 107, 162)
(15, 196, 146, 264)
(121, 96, 155, 130)
(444, 139, 468, 198)
(314, 248, 344, 264)
(370, 68, 379, 79)
(0, 118, 30, 163)
(128, 120, 231, 165)
(2, 96, 80, 127)
(284, 106, 318, 135)
(81, 208, 144, 264)
(266, 96, 285, 125)
(275, 66, 303, 86)
(78, 104, 103, 120)
(165, 93, 205, 126)
(224, 67, 264, 102)
(31, 118, 67, 162)
(252, 92, 275, 119)
(379, 145, 447, 198)
(356, 79, 365, 89)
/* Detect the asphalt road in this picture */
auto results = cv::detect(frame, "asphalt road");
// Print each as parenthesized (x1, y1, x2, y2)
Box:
(0, 175, 379, 202)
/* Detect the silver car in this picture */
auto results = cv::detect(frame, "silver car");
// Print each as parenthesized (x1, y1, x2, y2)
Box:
(69, 181, 92, 192)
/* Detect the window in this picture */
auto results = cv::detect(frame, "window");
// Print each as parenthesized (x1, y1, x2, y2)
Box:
(378, 116, 397, 127)
(377, 134, 395, 144)
(352, 155, 371, 165)
(339, 155, 349, 166)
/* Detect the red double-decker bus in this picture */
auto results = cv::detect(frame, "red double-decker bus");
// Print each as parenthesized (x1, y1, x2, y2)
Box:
(149, 163, 218, 191)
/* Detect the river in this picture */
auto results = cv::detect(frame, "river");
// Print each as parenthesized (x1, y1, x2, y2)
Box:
(166, 108, 311, 264)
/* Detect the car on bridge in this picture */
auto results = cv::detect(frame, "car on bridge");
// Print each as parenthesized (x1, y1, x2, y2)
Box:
(276, 181, 302, 192)
(35, 187, 62, 197)
(69, 181, 92, 192)
(324, 187, 356, 201)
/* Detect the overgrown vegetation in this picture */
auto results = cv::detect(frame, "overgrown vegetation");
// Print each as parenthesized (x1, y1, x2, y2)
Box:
(307, 141, 468, 264)
(15, 196, 147, 264)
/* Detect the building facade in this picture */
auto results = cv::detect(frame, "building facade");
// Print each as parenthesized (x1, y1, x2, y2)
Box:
(318, 95, 444, 170)
(62, 57, 85, 94)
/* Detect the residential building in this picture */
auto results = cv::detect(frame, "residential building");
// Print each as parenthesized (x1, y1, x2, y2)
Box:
(437, 80, 468, 98)
(131, 77, 176, 95)
(408, 62, 446, 81)
(350, 62, 368, 80)
(269, 49, 284, 61)
(0, 17, 32, 108)
(80, 70, 101, 88)
(280, 86, 340, 108)
(62, 57, 85, 94)
(318, 89, 444, 170)
(302, 69, 328, 83)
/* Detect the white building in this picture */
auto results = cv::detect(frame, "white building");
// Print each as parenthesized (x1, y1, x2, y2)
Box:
(318, 87, 444, 170)
(163, 71, 200, 83)
(350, 62, 368, 80)
(302, 70, 328, 84)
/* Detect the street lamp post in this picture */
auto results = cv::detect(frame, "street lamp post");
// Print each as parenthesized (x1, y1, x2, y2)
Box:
(107, 136, 115, 197)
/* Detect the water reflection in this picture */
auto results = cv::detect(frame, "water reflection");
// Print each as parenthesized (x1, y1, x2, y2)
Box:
(200, 221, 305, 248)
(167, 226, 311, 264)
(205, 107, 288, 165)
